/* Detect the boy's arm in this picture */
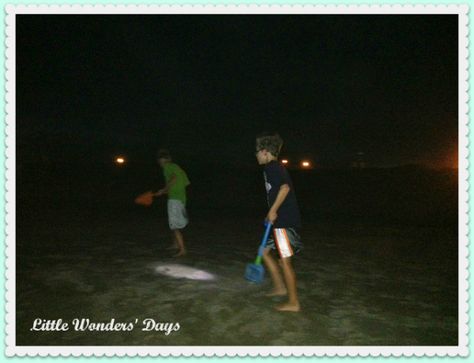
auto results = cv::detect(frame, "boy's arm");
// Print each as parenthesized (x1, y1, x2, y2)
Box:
(153, 174, 177, 196)
(267, 184, 290, 223)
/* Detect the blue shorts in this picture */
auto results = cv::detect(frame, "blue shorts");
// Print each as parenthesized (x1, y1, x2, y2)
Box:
(265, 228, 303, 258)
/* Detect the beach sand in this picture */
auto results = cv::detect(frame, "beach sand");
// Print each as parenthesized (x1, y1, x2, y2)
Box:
(16, 207, 457, 346)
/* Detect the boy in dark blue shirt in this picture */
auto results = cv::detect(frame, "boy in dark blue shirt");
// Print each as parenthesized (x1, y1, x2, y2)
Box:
(255, 132, 303, 312)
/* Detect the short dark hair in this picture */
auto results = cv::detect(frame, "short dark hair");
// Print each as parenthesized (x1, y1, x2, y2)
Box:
(256, 132, 283, 157)
(157, 149, 172, 161)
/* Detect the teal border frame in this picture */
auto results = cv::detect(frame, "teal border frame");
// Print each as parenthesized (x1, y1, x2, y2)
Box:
(1, 1, 470, 360)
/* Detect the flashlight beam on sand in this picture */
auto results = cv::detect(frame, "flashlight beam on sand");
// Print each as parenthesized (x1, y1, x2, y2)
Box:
(154, 263, 216, 281)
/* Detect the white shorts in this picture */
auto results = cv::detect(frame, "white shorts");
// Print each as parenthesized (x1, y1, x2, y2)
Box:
(167, 199, 188, 230)
(265, 228, 303, 259)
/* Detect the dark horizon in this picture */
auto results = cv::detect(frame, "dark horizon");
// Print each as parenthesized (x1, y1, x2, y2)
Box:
(17, 14, 458, 170)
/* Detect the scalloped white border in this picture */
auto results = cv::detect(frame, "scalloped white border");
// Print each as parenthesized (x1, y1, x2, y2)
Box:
(4, 3, 469, 357)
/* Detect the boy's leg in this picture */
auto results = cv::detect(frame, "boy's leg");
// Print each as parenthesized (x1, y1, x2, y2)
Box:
(167, 200, 188, 254)
(275, 257, 300, 312)
(173, 229, 186, 257)
(166, 200, 177, 249)
(262, 248, 287, 296)
(167, 236, 178, 250)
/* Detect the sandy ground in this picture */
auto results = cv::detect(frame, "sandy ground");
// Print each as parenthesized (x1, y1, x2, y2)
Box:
(16, 207, 457, 346)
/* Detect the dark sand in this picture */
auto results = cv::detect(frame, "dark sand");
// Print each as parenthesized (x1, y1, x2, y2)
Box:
(17, 214, 457, 345)
(16, 166, 458, 345)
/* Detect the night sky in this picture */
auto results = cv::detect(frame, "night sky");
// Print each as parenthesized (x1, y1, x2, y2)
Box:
(17, 15, 458, 168)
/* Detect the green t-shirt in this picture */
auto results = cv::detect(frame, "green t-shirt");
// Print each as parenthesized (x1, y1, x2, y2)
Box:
(163, 162, 190, 204)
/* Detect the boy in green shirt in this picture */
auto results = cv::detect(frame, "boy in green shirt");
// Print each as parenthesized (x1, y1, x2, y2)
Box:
(153, 149, 190, 257)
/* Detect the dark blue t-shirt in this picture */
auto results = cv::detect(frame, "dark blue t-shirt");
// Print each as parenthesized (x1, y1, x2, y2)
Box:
(263, 160, 302, 228)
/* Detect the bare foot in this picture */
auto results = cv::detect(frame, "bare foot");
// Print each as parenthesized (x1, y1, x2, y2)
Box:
(173, 250, 187, 258)
(275, 302, 301, 312)
(266, 288, 287, 297)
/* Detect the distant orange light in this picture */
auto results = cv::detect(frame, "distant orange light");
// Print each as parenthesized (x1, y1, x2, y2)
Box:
(301, 161, 311, 168)
(281, 159, 289, 165)
(115, 157, 125, 165)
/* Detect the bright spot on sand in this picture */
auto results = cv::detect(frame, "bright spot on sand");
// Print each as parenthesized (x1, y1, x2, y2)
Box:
(154, 263, 215, 281)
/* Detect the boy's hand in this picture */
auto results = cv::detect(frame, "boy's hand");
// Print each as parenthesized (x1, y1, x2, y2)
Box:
(153, 190, 165, 197)
(266, 210, 278, 224)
